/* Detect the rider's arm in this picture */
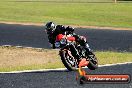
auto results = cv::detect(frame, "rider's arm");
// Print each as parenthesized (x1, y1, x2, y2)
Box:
(48, 40, 56, 49)
(51, 43, 56, 49)
(72, 33, 81, 41)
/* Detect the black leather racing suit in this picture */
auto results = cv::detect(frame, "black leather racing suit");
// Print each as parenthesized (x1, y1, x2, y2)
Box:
(47, 25, 68, 48)
(46, 25, 91, 60)
(47, 25, 86, 48)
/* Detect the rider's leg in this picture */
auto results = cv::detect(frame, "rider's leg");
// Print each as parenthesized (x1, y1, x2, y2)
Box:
(85, 43, 91, 51)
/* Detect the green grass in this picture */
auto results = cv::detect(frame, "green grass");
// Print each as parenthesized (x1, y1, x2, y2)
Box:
(0, 0, 115, 2)
(0, 1, 132, 28)
(0, 46, 131, 72)
(0, 62, 65, 72)
(95, 51, 132, 65)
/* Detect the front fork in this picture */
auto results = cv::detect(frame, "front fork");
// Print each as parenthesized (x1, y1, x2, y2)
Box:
(69, 44, 81, 61)
(67, 44, 90, 68)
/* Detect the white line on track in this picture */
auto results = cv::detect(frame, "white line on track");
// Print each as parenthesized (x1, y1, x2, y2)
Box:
(98, 62, 132, 67)
(0, 62, 132, 74)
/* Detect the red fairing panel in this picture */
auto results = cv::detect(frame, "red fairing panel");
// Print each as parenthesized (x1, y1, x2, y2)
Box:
(56, 34, 64, 41)
(67, 36, 75, 41)
(56, 34, 75, 41)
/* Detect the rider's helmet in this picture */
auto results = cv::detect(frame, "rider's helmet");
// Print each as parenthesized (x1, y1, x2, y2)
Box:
(45, 22, 56, 34)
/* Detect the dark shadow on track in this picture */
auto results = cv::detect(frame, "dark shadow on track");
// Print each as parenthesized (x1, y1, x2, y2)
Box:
(0, 23, 132, 52)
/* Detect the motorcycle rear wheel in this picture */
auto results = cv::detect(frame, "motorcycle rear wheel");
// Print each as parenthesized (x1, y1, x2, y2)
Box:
(87, 52, 98, 70)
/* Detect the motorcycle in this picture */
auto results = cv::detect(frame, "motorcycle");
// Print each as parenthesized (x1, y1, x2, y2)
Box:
(54, 32, 98, 71)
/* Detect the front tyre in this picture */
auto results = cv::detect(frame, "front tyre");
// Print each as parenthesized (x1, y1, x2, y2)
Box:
(59, 50, 78, 71)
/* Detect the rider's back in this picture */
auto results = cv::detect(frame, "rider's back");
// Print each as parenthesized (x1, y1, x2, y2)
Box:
(53, 25, 66, 36)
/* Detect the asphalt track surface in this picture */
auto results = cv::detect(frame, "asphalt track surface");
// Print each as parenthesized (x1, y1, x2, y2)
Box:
(0, 63, 132, 88)
(0, 23, 132, 88)
(0, 23, 132, 52)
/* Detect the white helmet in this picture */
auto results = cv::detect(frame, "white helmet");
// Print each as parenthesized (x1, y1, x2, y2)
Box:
(45, 22, 56, 34)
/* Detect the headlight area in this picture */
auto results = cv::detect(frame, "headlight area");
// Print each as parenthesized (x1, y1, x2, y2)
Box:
(55, 42, 60, 48)
(60, 38, 67, 45)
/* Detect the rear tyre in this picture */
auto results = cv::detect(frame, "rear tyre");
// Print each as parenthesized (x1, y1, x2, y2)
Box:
(87, 52, 98, 70)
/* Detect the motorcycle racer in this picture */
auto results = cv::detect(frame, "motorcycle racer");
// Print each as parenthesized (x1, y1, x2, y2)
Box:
(44, 22, 98, 70)
(45, 22, 90, 51)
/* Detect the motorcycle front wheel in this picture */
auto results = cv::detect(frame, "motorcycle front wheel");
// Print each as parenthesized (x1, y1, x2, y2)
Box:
(59, 50, 78, 71)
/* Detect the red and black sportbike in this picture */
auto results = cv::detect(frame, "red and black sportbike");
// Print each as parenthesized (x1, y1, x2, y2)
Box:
(55, 32, 98, 71)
